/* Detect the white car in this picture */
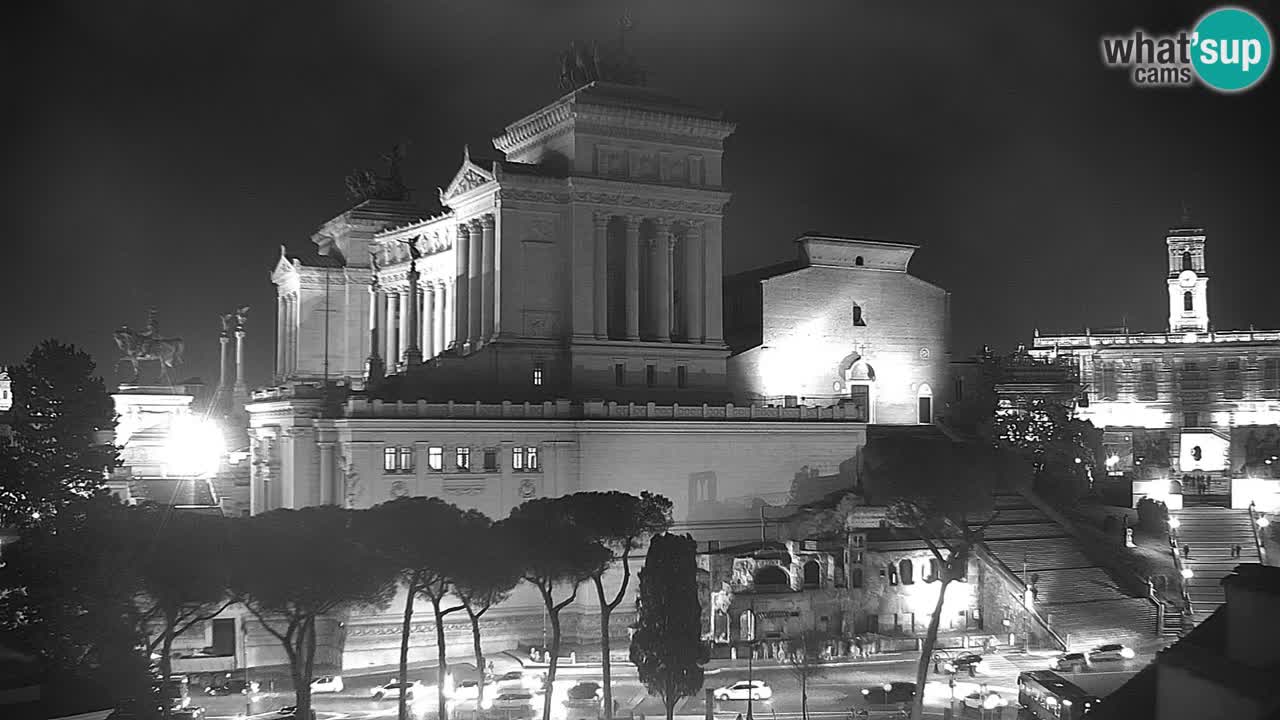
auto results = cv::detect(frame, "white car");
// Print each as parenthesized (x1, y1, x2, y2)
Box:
(713, 680, 772, 701)
(371, 679, 425, 700)
(963, 691, 1007, 710)
(492, 692, 536, 710)
(310, 675, 343, 694)
(450, 680, 480, 701)
(1087, 644, 1136, 663)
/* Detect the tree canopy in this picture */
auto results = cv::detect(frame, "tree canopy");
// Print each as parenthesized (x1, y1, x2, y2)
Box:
(629, 533, 706, 720)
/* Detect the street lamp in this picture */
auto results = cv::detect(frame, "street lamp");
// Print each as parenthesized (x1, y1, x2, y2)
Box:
(1258, 516, 1271, 529)
(1181, 568, 1194, 580)
(1169, 518, 1181, 530)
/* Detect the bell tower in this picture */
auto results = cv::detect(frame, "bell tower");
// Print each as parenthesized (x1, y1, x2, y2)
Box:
(1166, 225, 1209, 333)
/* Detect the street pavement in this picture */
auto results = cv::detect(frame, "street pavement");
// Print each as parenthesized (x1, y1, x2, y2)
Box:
(193, 649, 1151, 720)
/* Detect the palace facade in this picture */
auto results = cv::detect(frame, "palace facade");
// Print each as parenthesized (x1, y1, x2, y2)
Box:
(1030, 224, 1280, 511)
(242, 82, 957, 670)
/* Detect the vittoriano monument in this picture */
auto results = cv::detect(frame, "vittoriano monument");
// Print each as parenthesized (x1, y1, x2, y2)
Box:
(114, 308, 185, 385)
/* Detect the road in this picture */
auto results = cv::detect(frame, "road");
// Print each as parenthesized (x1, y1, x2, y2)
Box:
(192, 651, 1149, 720)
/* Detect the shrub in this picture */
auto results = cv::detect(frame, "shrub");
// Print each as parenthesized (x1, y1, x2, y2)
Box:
(1136, 497, 1169, 533)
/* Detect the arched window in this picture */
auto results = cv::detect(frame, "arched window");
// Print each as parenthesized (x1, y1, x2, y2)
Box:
(928, 558, 941, 582)
(887, 566, 899, 586)
(754, 565, 789, 589)
(899, 559, 914, 585)
(852, 303, 866, 327)
(851, 567, 863, 588)
(855, 256, 864, 266)
(803, 560, 821, 589)
(1184, 291, 1194, 312)
(1182, 251, 1193, 271)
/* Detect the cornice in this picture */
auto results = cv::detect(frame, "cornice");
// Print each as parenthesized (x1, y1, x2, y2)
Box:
(573, 105, 735, 142)
(494, 102, 575, 154)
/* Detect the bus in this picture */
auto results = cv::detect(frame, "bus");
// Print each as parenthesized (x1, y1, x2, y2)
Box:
(1017, 671, 1101, 719)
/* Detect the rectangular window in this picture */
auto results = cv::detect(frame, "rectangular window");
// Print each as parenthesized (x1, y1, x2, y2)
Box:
(428, 446, 443, 471)
(384, 447, 397, 473)
(1224, 358, 1243, 399)
(483, 449, 498, 472)
(917, 396, 932, 424)
(615, 363, 626, 387)
(1264, 358, 1280, 391)
(645, 364, 656, 388)
(1184, 412, 1200, 428)
(1138, 362, 1158, 401)
(455, 447, 471, 471)
(953, 377, 964, 402)
(532, 362, 544, 386)
(677, 365, 688, 389)
(526, 445, 539, 471)
(1099, 362, 1117, 400)
(398, 447, 414, 473)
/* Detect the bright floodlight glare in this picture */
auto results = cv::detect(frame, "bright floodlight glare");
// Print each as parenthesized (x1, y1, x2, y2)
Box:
(1181, 568, 1194, 579)
(165, 414, 224, 477)
(1169, 518, 1181, 529)
(1258, 517, 1271, 528)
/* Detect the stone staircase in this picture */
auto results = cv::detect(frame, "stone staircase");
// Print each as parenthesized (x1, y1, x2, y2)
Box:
(1178, 471, 1231, 507)
(978, 494, 1158, 651)
(1172, 506, 1261, 620)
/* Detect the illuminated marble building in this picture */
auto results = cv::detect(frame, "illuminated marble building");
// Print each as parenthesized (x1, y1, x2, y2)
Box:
(1030, 224, 1280, 511)
(247, 82, 954, 669)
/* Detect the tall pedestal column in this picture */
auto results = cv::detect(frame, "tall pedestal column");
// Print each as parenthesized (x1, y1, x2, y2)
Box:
(219, 333, 231, 396)
(625, 216, 642, 341)
(593, 212, 609, 338)
(654, 219, 673, 342)
(468, 219, 484, 347)
(386, 292, 400, 367)
(403, 262, 422, 368)
(233, 328, 248, 404)
(683, 222, 705, 343)
(480, 214, 496, 343)
(455, 224, 471, 351)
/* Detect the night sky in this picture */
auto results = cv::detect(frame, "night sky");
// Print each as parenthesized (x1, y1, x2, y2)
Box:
(6, 0, 1279, 390)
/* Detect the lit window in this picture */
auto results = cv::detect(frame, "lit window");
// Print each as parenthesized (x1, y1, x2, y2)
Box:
(513, 446, 541, 472)
(455, 447, 471, 471)
(384, 447, 397, 473)
(677, 365, 688, 389)
(398, 447, 414, 473)
(483, 449, 498, 472)
(428, 446, 443, 471)
(532, 362, 544, 386)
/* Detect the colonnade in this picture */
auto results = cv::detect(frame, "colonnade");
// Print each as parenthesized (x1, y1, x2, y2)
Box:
(372, 278, 457, 370)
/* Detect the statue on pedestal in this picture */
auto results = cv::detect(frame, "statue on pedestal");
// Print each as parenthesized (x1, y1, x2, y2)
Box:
(114, 308, 185, 384)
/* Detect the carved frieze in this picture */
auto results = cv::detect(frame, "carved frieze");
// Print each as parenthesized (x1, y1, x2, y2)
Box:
(443, 479, 486, 496)
(571, 191, 727, 216)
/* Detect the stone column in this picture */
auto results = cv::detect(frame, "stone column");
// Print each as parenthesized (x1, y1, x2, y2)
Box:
(234, 327, 248, 402)
(455, 224, 471, 351)
(403, 259, 422, 367)
(437, 281, 449, 352)
(219, 329, 231, 395)
(469, 218, 484, 347)
(654, 218, 673, 342)
(275, 296, 286, 379)
(318, 441, 335, 506)
(423, 285, 436, 358)
(683, 221, 705, 343)
(386, 291, 400, 366)
(704, 220, 725, 344)
(365, 283, 384, 383)
(284, 295, 296, 376)
(480, 214, 496, 343)
(625, 215, 642, 341)
(593, 212, 609, 338)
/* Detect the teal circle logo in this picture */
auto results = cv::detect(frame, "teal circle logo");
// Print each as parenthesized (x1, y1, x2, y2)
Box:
(1192, 6, 1273, 92)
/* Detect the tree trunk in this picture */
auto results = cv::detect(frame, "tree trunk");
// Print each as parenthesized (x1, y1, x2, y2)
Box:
(664, 676, 676, 720)
(432, 597, 451, 720)
(399, 582, 416, 720)
(160, 611, 175, 720)
(911, 578, 952, 720)
(301, 616, 317, 720)
(800, 674, 808, 720)
(542, 595, 563, 720)
(595, 576, 614, 720)
(468, 608, 486, 711)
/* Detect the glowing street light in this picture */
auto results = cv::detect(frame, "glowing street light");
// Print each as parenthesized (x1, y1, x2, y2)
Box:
(1169, 518, 1181, 530)
(1258, 516, 1271, 529)
(1181, 568, 1194, 580)
(164, 414, 225, 478)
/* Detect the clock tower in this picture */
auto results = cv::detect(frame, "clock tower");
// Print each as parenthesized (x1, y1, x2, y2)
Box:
(1166, 226, 1210, 333)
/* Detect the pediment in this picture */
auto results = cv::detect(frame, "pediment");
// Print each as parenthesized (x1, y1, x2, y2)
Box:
(440, 149, 496, 204)
(271, 246, 299, 284)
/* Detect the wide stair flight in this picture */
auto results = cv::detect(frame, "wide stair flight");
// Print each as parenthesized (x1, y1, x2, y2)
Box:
(1173, 506, 1261, 620)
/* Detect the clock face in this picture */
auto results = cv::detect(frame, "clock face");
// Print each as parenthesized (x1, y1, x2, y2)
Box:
(1178, 270, 1198, 288)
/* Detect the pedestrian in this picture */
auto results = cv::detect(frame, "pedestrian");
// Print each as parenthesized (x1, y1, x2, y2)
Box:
(1185, 544, 1192, 559)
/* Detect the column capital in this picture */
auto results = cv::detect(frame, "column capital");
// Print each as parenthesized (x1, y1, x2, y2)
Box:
(624, 214, 643, 231)
(653, 217, 672, 233)
(479, 213, 496, 230)
(593, 211, 611, 228)
(457, 223, 472, 238)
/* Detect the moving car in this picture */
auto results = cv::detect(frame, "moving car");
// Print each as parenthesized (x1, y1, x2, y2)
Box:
(275, 707, 316, 720)
(860, 682, 917, 706)
(1087, 643, 1135, 662)
(311, 675, 344, 694)
(714, 680, 772, 701)
(171, 708, 207, 720)
(567, 682, 602, 701)
(204, 678, 259, 696)
(1050, 653, 1090, 672)
(941, 653, 985, 675)
(963, 691, 1006, 710)
(371, 679, 425, 700)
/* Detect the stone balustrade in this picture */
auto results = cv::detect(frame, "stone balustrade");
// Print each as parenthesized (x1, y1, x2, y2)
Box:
(342, 398, 869, 421)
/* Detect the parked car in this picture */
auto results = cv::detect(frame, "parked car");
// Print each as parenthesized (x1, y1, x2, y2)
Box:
(1051, 652, 1091, 672)
(1087, 643, 1136, 662)
(496, 671, 526, 686)
(714, 680, 772, 701)
(371, 679, 425, 700)
(311, 675, 344, 694)
(451, 680, 481, 701)
(492, 692, 537, 710)
(567, 682, 602, 701)
(204, 678, 259, 696)
(275, 706, 316, 720)
(963, 691, 1006, 710)
(860, 682, 917, 706)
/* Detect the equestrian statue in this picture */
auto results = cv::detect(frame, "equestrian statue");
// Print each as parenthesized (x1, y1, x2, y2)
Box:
(114, 308, 185, 384)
